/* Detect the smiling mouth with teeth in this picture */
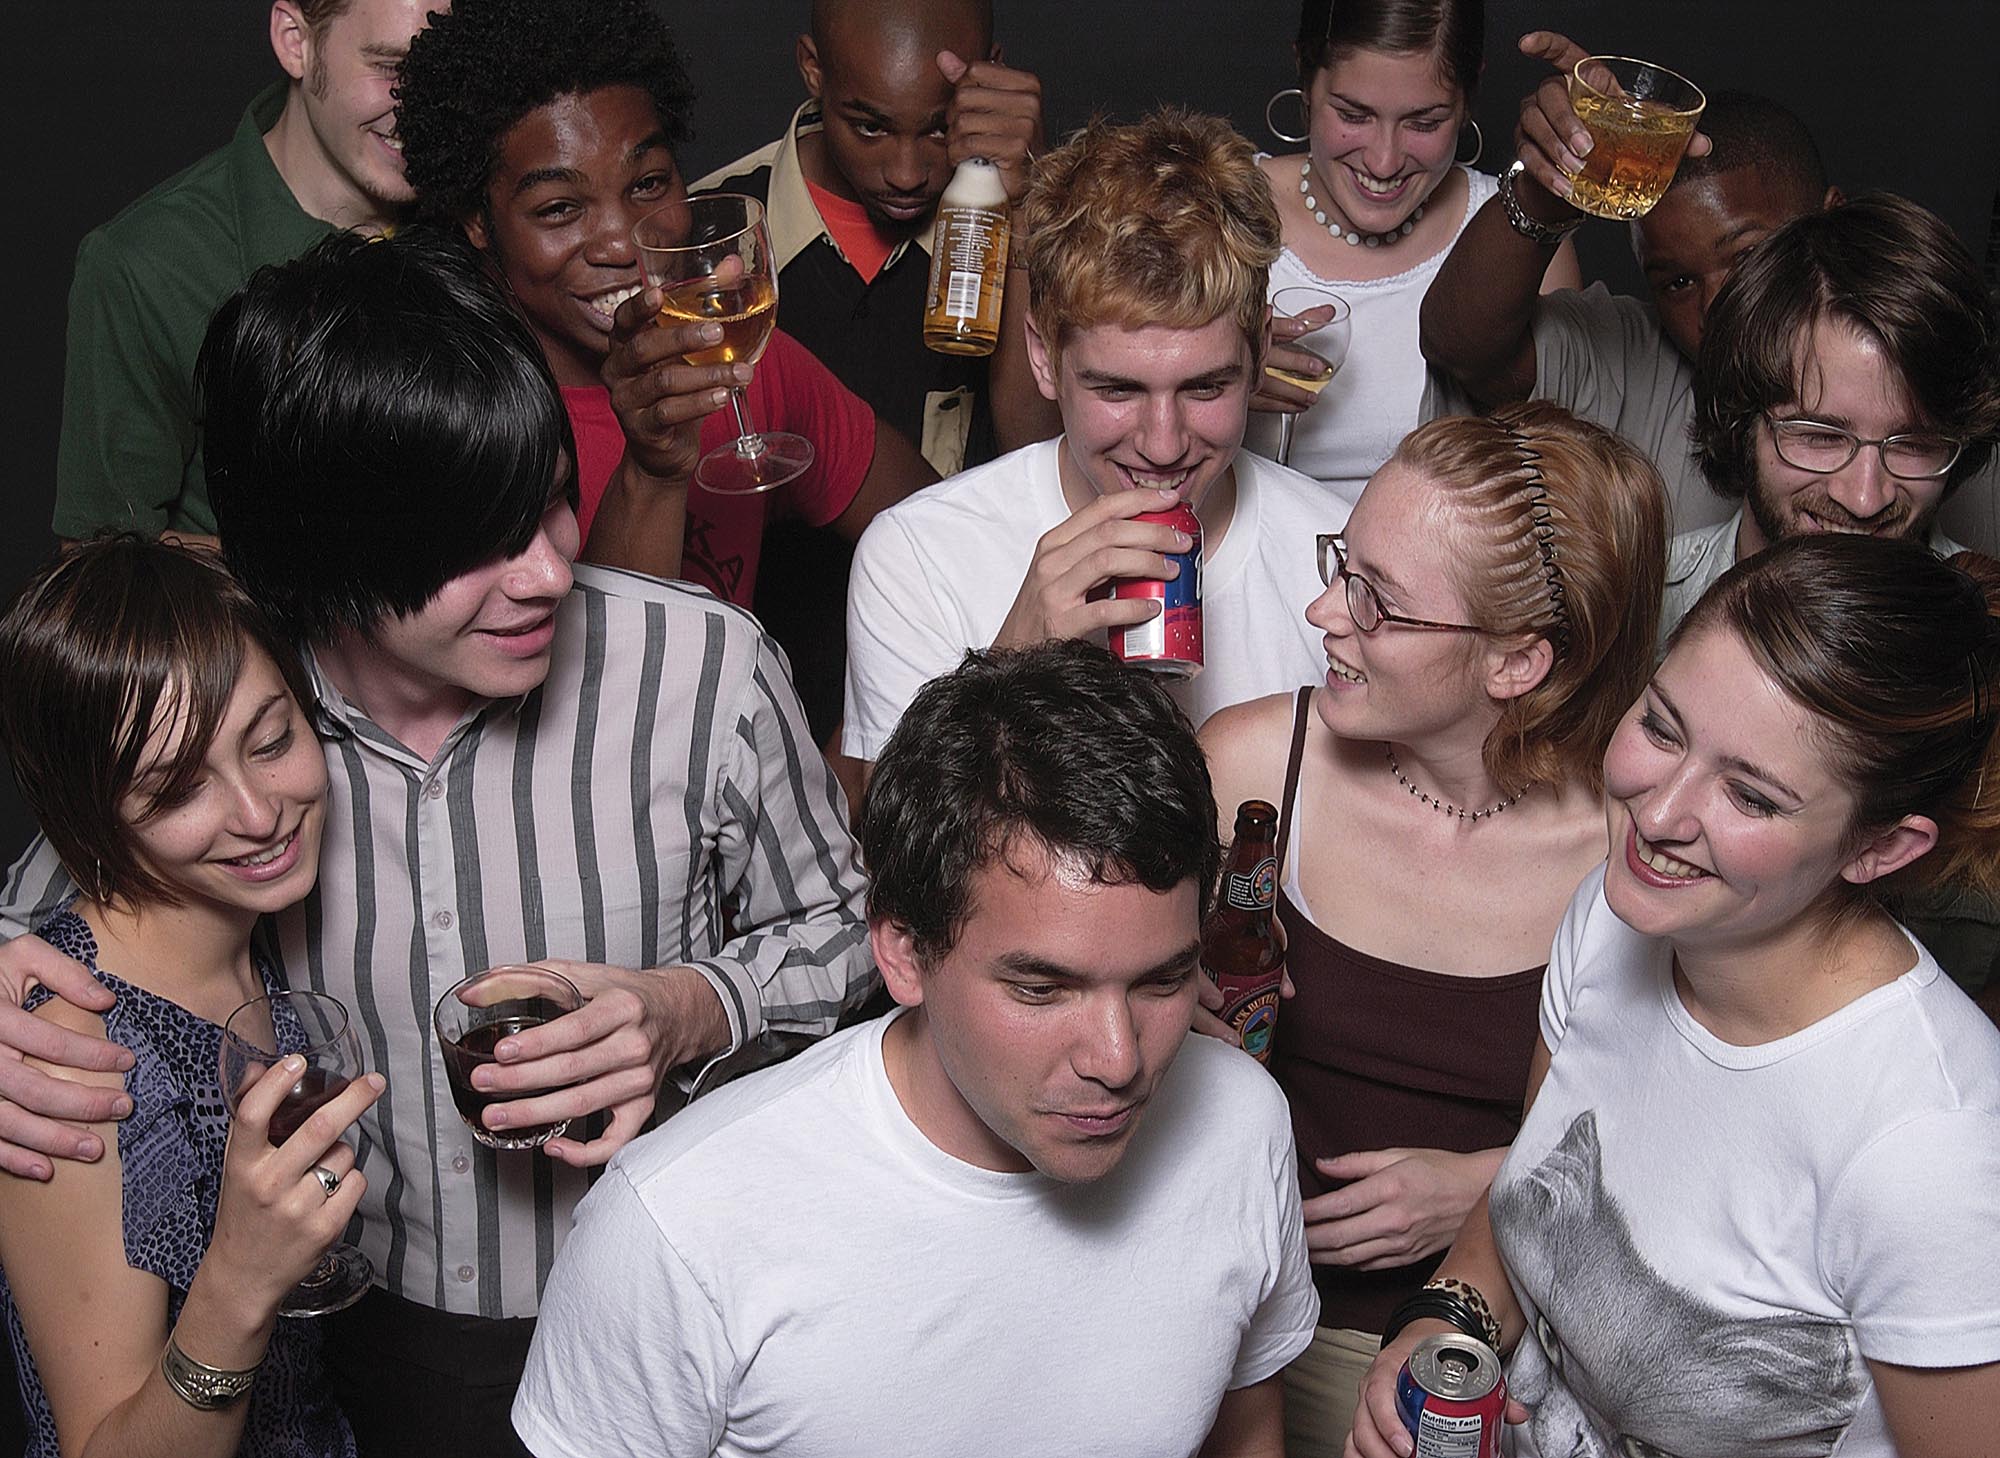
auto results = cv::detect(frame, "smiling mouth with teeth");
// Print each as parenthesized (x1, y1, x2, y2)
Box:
(1634, 830, 1707, 881)
(1327, 660, 1365, 685)
(1120, 466, 1191, 491)
(593, 283, 645, 317)
(1350, 170, 1407, 196)
(225, 829, 296, 868)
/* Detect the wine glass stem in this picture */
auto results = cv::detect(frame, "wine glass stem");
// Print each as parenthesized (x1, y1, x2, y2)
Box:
(1276, 412, 1298, 468)
(726, 386, 767, 460)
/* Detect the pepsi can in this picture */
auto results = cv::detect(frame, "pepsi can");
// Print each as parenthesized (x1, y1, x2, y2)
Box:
(1105, 504, 1203, 676)
(1395, 1333, 1505, 1458)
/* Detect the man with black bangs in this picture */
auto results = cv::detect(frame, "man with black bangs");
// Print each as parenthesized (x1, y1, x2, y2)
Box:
(0, 228, 873, 1456)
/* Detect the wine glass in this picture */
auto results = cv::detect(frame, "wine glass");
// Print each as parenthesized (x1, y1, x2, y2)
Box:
(633, 194, 813, 495)
(433, 965, 584, 1150)
(219, 991, 374, 1317)
(1267, 286, 1352, 468)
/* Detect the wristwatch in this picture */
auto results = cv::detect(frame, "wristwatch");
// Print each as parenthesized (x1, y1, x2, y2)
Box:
(160, 1333, 260, 1411)
(1498, 162, 1585, 247)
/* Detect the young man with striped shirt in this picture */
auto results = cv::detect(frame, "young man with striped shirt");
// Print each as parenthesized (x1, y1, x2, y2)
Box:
(0, 229, 874, 1457)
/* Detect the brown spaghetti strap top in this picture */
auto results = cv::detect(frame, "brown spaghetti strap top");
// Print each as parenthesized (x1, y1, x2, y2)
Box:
(1268, 688, 1544, 1334)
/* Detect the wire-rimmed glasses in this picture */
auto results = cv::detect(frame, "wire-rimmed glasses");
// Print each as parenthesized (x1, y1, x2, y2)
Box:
(1763, 415, 1964, 481)
(1316, 533, 1483, 634)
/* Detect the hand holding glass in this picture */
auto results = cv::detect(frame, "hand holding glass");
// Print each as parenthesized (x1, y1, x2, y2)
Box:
(1566, 56, 1706, 219)
(634, 194, 812, 495)
(1266, 287, 1352, 468)
(218, 992, 374, 1317)
(434, 965, 585, 1150)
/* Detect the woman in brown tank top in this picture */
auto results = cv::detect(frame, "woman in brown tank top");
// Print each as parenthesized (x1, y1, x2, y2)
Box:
(1200, 402, 1666, 1454)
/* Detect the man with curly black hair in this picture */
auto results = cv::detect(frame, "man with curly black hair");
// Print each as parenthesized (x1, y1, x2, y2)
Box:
(397, 0, 939, 754)
(52, 0, 436, 546)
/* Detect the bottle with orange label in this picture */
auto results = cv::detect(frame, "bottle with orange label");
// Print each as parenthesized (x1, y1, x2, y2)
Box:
(1203, 800, 1284, 1061)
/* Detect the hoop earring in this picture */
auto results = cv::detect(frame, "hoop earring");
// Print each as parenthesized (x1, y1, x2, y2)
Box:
(1265, 87, 1310, 145)
(1456, 118, 1484, 168)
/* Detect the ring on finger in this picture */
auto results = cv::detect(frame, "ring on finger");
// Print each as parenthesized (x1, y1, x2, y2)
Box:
(310, 1164, 341, 1199)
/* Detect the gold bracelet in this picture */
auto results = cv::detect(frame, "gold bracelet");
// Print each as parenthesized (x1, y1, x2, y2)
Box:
(159, 1332, 260, 1411)
(1422, 1276, 1501, 1349)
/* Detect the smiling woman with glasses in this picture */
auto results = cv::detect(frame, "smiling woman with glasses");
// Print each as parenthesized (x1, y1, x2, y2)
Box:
(1201, 401, 1665, 1452)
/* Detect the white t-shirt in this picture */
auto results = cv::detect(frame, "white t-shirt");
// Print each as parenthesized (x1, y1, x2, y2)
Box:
(842, 438, 1350, 760)
(512, 1012, 1319, 1458)
(1242, 166, 1498, 497)
(1491, 866, 2000, 1458)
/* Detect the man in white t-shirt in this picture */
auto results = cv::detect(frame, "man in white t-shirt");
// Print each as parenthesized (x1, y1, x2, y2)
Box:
(513, 640, 1318, 1457)
(843, 108, 1353, 767)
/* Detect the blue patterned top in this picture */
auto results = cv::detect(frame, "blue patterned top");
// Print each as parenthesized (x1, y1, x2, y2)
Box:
(0, 909, 355, 1457)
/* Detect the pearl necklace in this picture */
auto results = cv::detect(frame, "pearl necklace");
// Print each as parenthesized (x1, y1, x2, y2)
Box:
(1387, 748, 1524, 823)
(1300, 160, 1422, 247)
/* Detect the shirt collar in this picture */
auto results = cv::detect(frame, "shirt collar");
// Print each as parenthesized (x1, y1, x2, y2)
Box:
(229, 81, 336, 276)
(301, 644, 517, 771)
(765, 99, 928, 274)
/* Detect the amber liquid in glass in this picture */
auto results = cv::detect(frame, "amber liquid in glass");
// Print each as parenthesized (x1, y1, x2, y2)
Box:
(1567, 91, 1700, 220)
(659, 276, 778, 366)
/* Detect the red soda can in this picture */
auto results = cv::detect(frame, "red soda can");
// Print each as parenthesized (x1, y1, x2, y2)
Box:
(1394, 1333, 1506, 1458)
(1104, 504, 1202, 676)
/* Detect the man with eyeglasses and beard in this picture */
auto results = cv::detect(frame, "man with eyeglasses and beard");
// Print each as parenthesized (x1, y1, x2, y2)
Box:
(1663, 193, 2000, 638)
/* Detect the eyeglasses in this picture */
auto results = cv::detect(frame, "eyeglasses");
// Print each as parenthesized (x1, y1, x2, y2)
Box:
(1316, 533, 1483, 634)
(1763, 415, 1965, 481)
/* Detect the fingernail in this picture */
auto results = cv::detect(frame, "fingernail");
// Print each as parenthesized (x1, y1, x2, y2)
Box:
(1573, 132, 1593, 156)
(486, 1108, 509, 1128)
(366, 1073, 387, 1091)
(1553, 174, 1574, 200)
(1156, 487, 1177, 500)
(701, 324, 723, 341)
(732, 365, 753, 383)
(1174, 531, 1192, 548)
(112, 1096, 133, 1117)
(284, 1055, 305, 1073)
(709, 389, 729, 407)
(79, 1136, 102, 1160)
(495, 1040, 517, 1061)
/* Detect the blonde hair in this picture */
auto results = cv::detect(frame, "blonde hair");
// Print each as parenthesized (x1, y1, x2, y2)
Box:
(1021, 108, 1279, 360)
(1394, 402, 1668, 793)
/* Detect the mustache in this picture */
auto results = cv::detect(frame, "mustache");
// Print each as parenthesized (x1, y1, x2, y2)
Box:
(1784, 489, 1908, 532)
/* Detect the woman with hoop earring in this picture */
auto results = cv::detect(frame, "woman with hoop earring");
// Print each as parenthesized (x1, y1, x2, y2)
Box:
(1247, 0, 1579, 495)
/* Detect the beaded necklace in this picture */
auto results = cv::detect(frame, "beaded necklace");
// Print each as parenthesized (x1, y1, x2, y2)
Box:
(1387, 748, 1524, 823)
(1300, 159, 1424, 248)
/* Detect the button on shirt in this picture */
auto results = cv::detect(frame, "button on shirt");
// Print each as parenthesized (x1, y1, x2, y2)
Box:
(1, 566, 874, 1318)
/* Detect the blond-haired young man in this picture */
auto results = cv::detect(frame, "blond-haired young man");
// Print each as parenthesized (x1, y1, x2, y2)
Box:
(843, 108, 1353, 768)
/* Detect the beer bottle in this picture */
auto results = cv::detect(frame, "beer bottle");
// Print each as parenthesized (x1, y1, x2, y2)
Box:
(1203, 800, 1284, 1063)
(922, 158, 1010, 356)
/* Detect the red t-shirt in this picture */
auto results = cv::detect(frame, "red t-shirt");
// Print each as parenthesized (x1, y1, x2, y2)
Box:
(564, 329, 875, 606)
(804, 177, 904, 285)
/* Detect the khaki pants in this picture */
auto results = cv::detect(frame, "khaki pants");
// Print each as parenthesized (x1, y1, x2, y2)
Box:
(1283, 1324, 1381, 1457)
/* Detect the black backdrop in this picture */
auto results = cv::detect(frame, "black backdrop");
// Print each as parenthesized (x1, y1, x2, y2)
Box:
(5, 2, 1998, 866)
(2, 9, 1998, 1446)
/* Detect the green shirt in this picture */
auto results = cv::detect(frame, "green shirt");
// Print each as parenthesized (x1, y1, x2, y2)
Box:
(53, 83, 332, 537)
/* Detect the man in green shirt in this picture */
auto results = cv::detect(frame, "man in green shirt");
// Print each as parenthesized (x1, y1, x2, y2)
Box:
(53, 0, 436, 540)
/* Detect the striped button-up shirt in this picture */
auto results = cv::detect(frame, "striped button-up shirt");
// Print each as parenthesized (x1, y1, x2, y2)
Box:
(2, 566, 874, 1317)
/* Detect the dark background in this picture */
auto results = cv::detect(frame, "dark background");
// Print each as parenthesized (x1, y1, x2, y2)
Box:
(5, 0, 1998, 871)
(1, 8, 1997, 1446)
